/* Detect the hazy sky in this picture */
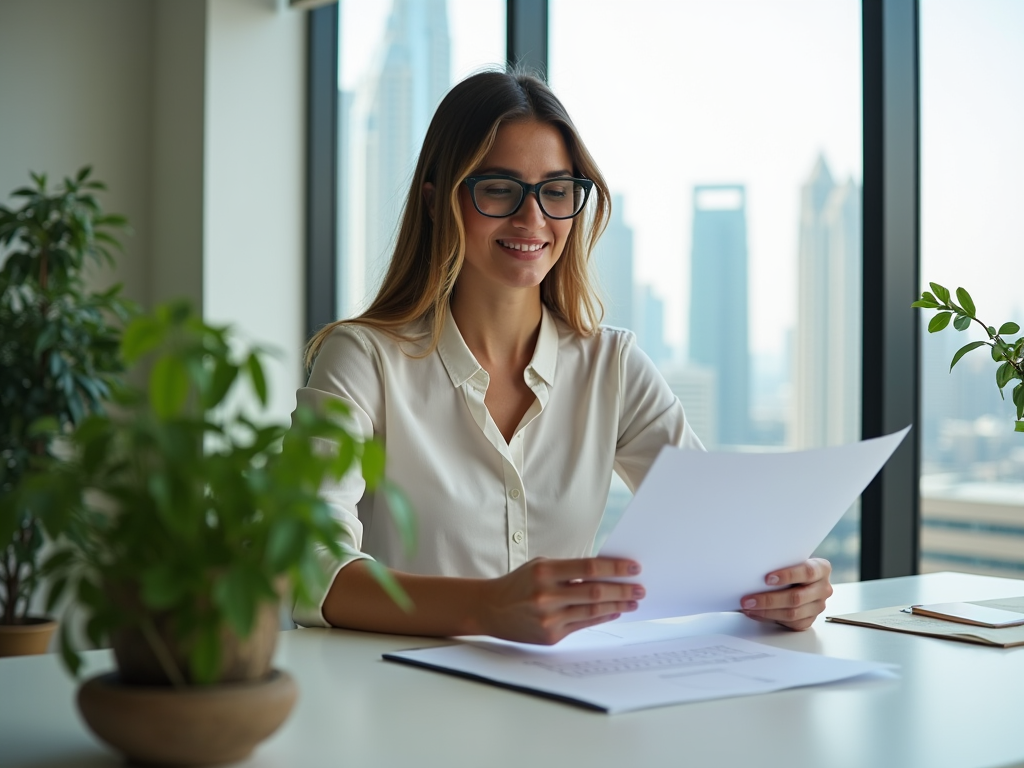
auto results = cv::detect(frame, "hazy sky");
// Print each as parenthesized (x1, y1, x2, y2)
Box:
(339, 0, 1023, 358)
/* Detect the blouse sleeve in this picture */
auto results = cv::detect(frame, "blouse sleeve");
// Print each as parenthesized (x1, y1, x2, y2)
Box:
(291, 325, 384, 628)
(613, 332, 705, 493)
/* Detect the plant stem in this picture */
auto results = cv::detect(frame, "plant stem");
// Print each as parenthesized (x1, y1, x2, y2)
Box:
(972, 314, 1024, 377)
(139, 617, 188, 689)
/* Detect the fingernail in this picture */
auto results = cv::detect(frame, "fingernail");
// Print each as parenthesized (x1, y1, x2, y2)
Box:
(627, 563, 641, 575)
(766, 575, 780, 586)
(633, 586, 646, 598)
(626, 601, 638, 611)
(743, 598, 757, 609)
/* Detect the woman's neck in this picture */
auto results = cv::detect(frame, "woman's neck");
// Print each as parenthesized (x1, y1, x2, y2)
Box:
(449, 284, 543, 368)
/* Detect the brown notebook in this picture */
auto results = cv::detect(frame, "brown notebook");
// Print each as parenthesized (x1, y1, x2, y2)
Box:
(826, 595, 1024, 648)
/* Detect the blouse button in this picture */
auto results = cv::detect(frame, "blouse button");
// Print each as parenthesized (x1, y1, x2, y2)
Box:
(512, 530, 524, 544)
(509, 488, 521, 500)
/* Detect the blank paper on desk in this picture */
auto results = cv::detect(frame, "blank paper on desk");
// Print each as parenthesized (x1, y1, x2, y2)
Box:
(599, 426, 911, 622)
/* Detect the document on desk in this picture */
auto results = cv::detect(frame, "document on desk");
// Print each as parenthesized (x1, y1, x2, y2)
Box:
(599, 426, 911, 622)
(384, 632, 895, 714)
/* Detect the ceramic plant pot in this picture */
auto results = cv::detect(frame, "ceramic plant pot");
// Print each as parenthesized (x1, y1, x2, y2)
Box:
(78, 669, 297, 766)
(0, 616, 58, 657)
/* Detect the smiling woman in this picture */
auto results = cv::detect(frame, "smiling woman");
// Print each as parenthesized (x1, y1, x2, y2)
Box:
(297, 70, 834, 644)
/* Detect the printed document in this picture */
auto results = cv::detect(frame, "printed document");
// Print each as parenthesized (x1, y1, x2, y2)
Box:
(599, 427, 910, 622)
(385, 631, 895, 713)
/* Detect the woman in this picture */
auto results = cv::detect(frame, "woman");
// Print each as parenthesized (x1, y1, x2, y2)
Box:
(294, 70, 832, 642)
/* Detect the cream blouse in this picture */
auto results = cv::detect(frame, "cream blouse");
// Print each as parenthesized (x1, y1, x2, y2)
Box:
(292, 305, 704, 628)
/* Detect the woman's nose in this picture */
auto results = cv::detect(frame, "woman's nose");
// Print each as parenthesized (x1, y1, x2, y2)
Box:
(511, 191, 547, 229)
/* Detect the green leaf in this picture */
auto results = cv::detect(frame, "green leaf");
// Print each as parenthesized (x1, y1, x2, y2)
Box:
(246, 353, 268, 406)
(949, 341, 986, 371)
(45, 575, 70, 614)
(364, 560, 413, 612)
(996, 362, 1015, 390)
(928, 312, 952, 333)
(929, 282, 951, 304)
(122, 316, 165, 363)
(382, 482, 416, 559)
(921, 291, 938, 303)
(953, 314, 971, 331)
(204, 359, 238, 409)
(955, 287, 976, 317)
(266, 519, 306, 572)
(59, 621, 83, 678)
(189, 625, 220, 685)
(212, 565, 272, 637)
(1014, 384, 1024, 420)
(141, 564, 187, 609)
(149, 355, 190, 419)
(998, 322, 1021, 336)
(911, 300, 941, 309)
(361, 439, 386, 488)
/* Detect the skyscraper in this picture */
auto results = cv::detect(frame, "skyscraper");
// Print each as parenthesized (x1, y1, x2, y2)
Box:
(341, 0, 450, 317)
(591, 193, 634, 330)
(792, 156, 862, 449)
(636, 283, 672, 367)
(688, 184, 750, 446)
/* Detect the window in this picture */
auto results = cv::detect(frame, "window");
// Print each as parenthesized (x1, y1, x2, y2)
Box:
(919, 0, 1024, 578)
(336, 0, 506, 319)
(550, 0, 864, 580)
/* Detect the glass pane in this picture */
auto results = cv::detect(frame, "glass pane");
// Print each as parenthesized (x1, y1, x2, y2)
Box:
(550, 0, 863, 581)
(337, 0, 506, 318)
(919, 0, 1024, 578)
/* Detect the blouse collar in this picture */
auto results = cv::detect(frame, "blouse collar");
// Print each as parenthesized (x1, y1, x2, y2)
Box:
(437, 303, 559, 389)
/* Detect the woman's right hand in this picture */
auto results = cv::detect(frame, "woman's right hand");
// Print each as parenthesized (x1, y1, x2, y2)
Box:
(478, 557, 644, 644)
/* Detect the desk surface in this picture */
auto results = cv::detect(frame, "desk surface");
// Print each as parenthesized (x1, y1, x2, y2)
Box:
(2, 571, 1024, 768)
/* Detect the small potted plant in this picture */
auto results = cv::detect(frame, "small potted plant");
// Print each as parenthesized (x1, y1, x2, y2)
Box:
(913, 282, 1024, 432)
(0, 168, 131, 656)
(31, 300, 412, 766)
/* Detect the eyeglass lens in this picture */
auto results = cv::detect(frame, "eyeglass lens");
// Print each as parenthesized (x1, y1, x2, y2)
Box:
(472, 178, 586, 218)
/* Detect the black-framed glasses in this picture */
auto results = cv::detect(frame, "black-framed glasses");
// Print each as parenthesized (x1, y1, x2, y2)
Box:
(463, 175, 594, 220)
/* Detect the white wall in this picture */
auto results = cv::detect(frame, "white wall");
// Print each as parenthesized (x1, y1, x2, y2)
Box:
(204, 0, 307, 422)
(0, 0, 156, 303)
(0, 0, 307, 423)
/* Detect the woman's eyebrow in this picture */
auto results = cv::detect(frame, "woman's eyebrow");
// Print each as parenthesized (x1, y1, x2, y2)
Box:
(476, 166, 574, 179)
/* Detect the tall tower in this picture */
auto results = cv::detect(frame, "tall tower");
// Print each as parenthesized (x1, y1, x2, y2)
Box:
(792, 156, 862, 449)
(342, 0, 450, 316)
(592, 193, 634, 330)
(688, 184, 750, 446)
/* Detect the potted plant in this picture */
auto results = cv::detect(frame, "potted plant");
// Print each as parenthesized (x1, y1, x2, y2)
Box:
(913, 282, 1024, 432)
(0, 167, 131, 656)
(32, 300, 413, 766)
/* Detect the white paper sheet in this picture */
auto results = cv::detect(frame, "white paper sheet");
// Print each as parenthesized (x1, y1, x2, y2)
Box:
(384, 633, 896, 713)
(599, 426, 911, 622)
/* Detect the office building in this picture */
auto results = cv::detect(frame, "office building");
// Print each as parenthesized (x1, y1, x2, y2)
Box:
(660, 363, 717, 450)
(791, 156, 862, 450)
(591, 193, 634, 331)
(636, 283, 672, 367)
(688, 184, 750, 446)
(341, 0, 450, 316)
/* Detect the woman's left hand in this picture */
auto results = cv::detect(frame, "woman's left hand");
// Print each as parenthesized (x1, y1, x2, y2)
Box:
(739, 558, 833, 631)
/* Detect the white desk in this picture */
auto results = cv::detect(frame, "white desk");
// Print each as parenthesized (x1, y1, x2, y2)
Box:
(2, 572, 1023, 768)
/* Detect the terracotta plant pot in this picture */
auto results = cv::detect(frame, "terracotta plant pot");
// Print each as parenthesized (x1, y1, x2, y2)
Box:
(78, 669, 297, 766)
(0, 616, 58, 657)
(111, 597, 280, 686)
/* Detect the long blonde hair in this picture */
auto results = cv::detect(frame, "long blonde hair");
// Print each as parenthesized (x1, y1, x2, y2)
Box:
(305, 69, 611, 368)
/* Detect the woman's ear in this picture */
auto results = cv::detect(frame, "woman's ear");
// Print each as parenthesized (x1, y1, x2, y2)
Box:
(422, 182, 436, 220)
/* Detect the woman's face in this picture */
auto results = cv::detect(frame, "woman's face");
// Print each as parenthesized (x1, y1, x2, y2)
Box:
(456, 119, 575, 295)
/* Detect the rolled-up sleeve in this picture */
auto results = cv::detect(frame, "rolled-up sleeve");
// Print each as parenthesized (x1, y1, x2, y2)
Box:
(613, 333, 705, 492)
(291, 326, 384, 628)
